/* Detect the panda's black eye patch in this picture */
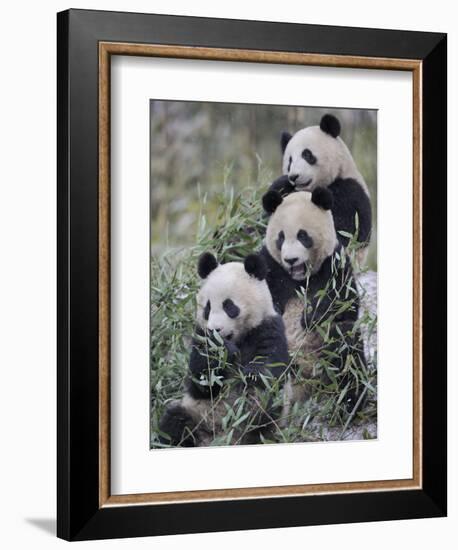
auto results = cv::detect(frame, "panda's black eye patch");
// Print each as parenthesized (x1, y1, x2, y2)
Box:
(276, 230, 285, 251)
(297, 229, 313, 249)
(203, 300, 211, 320)
(223, 299, 240, 319)
(287, 156, 292, 171)
(302, 148, 317, 165)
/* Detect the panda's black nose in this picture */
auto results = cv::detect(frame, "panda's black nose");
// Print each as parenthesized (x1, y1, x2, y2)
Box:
(285, 257, 298, 266)
(289, 174, 299, 183)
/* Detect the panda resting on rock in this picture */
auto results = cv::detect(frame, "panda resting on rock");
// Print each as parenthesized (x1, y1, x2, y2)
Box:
(260, 188, 367, 416)
(269, 114, 372, 265)
(159, 252, 289, 447)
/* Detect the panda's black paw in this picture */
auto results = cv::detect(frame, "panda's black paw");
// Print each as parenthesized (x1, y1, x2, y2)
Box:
(223, 338, 240, 358)
(158, 403, 198, 447)
(205, 332, 239, 358)
(242, 366, 260, 385)
(269, 175, 295, 197)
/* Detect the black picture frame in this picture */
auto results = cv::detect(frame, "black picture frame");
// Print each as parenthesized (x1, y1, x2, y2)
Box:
(57, 8, 447, 541)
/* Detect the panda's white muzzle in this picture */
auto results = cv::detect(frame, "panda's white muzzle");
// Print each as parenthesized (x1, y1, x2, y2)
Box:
(282, 242, 310, 281)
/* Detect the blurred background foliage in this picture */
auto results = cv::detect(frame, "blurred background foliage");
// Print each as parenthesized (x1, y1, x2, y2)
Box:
(150, 100, 377, 269)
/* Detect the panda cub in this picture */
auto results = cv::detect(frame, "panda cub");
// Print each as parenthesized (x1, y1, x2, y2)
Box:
(261, 188, 366, 414)
(270, 114, 372, 263)
(159, 252, 289, 447)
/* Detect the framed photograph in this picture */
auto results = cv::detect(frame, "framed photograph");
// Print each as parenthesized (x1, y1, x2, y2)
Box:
(57, 9, 447, 541)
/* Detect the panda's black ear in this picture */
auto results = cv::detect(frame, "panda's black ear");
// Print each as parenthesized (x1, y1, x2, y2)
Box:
(244, 254, 267, 281)
(280, 131, 292, 153)
(320, 114, 341, 138)
(198, 252, 218, 279)
(311, 187, 334, 211)
(262, 190, 283, 214)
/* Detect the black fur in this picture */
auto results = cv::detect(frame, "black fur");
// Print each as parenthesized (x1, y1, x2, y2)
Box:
(244, 253, 267, 280)
(186, 316, 288, 400)
(320, 114, 341, 138)
(203, 300, 210, 320)
(328, 178, 372, 247)
(299, 248, 359, 328)
(159, 315, 289, 446)
(297, 229, 313, 249)
(198, 252, 218, 279)
(262, 189, 284, 214)
(280, 131, 292, 153)
(302, 148, 317, 165)
(311, 187, 333, 211)
(158, 404, 198, 447)
(312, 319, 366, 411)
(266, 177, 371, 249)
(269, 175, 295, 197)
(276, 230, 285, 251)
(185, 327, 240, 400)
(223, 298, 240, 319)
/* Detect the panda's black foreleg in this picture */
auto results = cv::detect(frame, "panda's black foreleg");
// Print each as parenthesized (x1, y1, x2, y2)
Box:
(321, 321, 367, 412)
(268, 175, 296, 197)
(158, 403, 199, 447)
(188, 331, 240, 398)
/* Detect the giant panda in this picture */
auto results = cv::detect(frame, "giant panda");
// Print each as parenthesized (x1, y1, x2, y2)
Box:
(270, 114, 372, 265)
(159, 252, 289, 447)
(260, 188, 366, 417)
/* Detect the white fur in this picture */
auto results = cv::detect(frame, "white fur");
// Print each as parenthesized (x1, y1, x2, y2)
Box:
(196, 262, 276, 342)
(283, 125, 369, 196)
(265, 192, 338, 277)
